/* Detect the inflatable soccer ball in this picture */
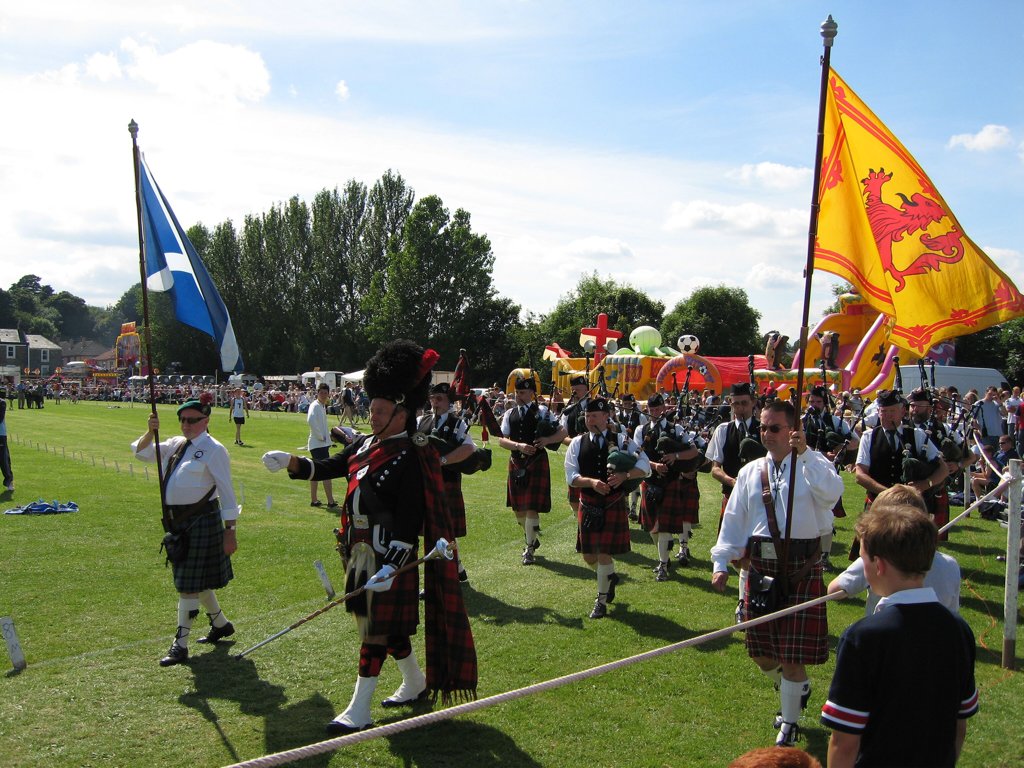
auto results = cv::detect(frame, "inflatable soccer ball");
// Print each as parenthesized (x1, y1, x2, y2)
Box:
(678, 334, 700, 354)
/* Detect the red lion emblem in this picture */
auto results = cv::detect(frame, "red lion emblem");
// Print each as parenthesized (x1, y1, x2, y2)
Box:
(862, 168, 965, 292)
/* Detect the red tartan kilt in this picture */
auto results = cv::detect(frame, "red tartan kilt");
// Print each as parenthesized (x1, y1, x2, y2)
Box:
(929, 489, 950, 542)
(506, 452, 551, 513)
(346, 563, 420, 637)
(576, 493, 631, 555)
(567, 485, 581, 505)
(744, 553, 828, 665)
(639, 476, 699, 532)
(443, 475, 467, 538)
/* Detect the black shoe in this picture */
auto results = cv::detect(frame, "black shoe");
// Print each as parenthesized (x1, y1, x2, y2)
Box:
(522, 546, 536, 565)
(159, 644, 188, 667)
(654, 562, 669, 582)
(628, 510, 639, 522)
(325, 720, 370, 736)
(589, 600, 607, 619)
(674, 547, 690, 567)
(418, 589, 427, 600)
(381, 687, 429, 708)
(197, 621, 235, 644)
(458, 570, 469, 583)
(606, 572, 620, 603)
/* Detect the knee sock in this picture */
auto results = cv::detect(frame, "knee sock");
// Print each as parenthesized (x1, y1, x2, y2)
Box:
(524, 517, 538, 548)
(596, 562, 614, 602)
(358, 642, 387, 678)
(175, 596, 200, 648)
(657, 532, 673, 563)
(681, 523, 692, 545)
(780, 677, 810, 724)
(197, 591, 228, 627)
(761, 664, 783, 688)
(820, 531, 833, 558)
(738, 568, 749, 602)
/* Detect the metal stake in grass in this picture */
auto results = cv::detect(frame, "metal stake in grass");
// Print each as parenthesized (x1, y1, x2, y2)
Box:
(1, 616, 27, 672)
(234, 538, 454, 660)
(313, 559, 335, 598)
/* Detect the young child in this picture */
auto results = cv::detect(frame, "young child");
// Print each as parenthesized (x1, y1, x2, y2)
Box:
(821, 501, 979, 767)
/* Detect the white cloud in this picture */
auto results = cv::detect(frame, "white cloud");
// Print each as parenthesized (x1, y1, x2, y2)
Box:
(334, 79, 350, 101)
(728, 161, 811, 190)
(947, 124, 1013, 152)
(84, 51, 121, 81)
(120, 37, 270, 105)
(745, 262, 804, 290)
(663, 199, 805, 238)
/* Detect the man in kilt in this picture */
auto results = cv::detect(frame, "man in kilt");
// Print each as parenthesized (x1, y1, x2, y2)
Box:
(617, 393, 648, 520)
(707, 382, 765, 620)
(854, 389, 947, 554)
(907, 388, 958, 541)
(564, 397, 650, 618)
(132, 397, 239, 667)
(418, 382, 476, 581)
(635, 393, 701, 579)
(560, 375, 592, 518)
(498, 376, 566, 565)
(262, 340, 476, 735)
(711, 399, 843, 747)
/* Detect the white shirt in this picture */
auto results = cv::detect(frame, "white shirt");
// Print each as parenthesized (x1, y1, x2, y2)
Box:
(710, 450, 842, 573)
(132, 431, 239, 521)
(855, 424, 941, 468)
(563, 430, 651, 486)
(307, 398, 331, 449)
(874, 586, 940, 613)
(705, 418, 752, 465)
(500, 402, 556, 437)
(831, 552, 961, 616)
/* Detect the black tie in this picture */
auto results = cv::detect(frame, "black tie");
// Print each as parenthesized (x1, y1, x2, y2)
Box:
(594, 433, 604, 449)
(886, 430, 898, 453)
(167, 440, 191, 477)
(738, 420, 747, 439)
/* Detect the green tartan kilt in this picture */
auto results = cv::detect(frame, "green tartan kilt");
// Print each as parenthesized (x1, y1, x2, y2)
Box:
(171, 512, 233, 593)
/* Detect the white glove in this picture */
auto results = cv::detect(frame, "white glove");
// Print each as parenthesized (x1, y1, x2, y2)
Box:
(364, 564, 397, 592)
(262, 450, 292, 472)
(434, 538, 454, 560)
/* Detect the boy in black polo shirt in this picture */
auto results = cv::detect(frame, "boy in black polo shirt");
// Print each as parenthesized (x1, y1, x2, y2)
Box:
(821, 502, 978, 767)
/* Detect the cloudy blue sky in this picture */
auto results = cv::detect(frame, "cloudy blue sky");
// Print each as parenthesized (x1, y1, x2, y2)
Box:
(1, 1, 1021, 346)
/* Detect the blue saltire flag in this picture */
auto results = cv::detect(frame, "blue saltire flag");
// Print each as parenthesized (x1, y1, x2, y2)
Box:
(138, 154, 243, 373)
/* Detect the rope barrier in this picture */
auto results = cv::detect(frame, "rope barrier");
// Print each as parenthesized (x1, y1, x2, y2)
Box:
(221, 590, 847, 768)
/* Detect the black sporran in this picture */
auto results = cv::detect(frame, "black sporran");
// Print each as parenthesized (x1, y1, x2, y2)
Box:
(160, 530, 189, 566)
(644, 484, 665, 505)
(580, 501, 606, 532)
(747, 567, 788, 617)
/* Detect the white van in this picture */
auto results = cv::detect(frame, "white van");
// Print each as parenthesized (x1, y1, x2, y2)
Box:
(898, 365, 1008, 395)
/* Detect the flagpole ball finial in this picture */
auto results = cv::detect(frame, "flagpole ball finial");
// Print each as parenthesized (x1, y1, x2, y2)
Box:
(820, 15, 838, 45)
(128, 119, 138, 138)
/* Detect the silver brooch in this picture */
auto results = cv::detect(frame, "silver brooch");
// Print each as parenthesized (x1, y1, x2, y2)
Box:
(411, 432, 428, 447)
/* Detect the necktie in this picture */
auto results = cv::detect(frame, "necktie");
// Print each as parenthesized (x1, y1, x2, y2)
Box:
(594, 433, 604, 449)
(886, 430, 897, 453)
(167, 440, 191, 477)
(738, 420, 747, 439)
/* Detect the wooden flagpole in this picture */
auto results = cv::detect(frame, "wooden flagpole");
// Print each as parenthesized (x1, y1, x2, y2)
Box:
(781, 17, 839, 560)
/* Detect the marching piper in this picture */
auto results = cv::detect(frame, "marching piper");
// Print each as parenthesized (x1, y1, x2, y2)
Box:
(617, 393, 648, 520)
(498, 375, 566, 565)
(565, 397, 650, 618)
(635, 393, 702, 578)
(262, 340, 476, 734)
(560, 374, 593, 516)
(418, 382, 476, 582)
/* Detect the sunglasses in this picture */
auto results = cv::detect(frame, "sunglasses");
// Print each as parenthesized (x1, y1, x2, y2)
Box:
(759, 424, 786, 434)
(179, 416, 208, 424)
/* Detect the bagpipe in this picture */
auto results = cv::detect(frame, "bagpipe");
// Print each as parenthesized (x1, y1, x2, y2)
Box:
(426, 432, 493, 474)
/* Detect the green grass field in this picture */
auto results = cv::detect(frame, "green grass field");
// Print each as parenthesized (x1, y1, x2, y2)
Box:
(0, 401, 1021, 768)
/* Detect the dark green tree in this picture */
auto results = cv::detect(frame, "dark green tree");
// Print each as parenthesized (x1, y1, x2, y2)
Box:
(539, 273, 665, 354)
(662, 285, 762, 356)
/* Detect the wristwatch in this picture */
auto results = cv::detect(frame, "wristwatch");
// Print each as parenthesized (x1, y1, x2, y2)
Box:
(440, 455, 448, 466)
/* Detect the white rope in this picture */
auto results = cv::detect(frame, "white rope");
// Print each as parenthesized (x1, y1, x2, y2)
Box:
(221, 591, 846, 768)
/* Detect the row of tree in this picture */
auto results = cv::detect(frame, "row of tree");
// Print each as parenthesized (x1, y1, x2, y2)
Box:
(7, 168, 1022, 384)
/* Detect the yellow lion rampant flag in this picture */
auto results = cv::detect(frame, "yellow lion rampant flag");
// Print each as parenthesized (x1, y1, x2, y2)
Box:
(814, 70, 1024, 353)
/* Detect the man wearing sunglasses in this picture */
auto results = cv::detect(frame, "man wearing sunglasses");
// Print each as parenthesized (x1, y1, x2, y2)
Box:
(132, 397, 240, 667)
(711, 400, 843, 747)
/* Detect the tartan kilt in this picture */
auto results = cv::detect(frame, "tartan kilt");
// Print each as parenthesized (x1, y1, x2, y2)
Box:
(344, 542, 420, 637)
(744, 551, 828, 666)
(443, 474, 467, 539)
(639, 476, 699, 533)
(171, 512, 233, 593)
(576, 492, 631, 555)
(929, 489, 950, 542)
(506, 452, 551, 513)
(567, 485, 581, 506)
